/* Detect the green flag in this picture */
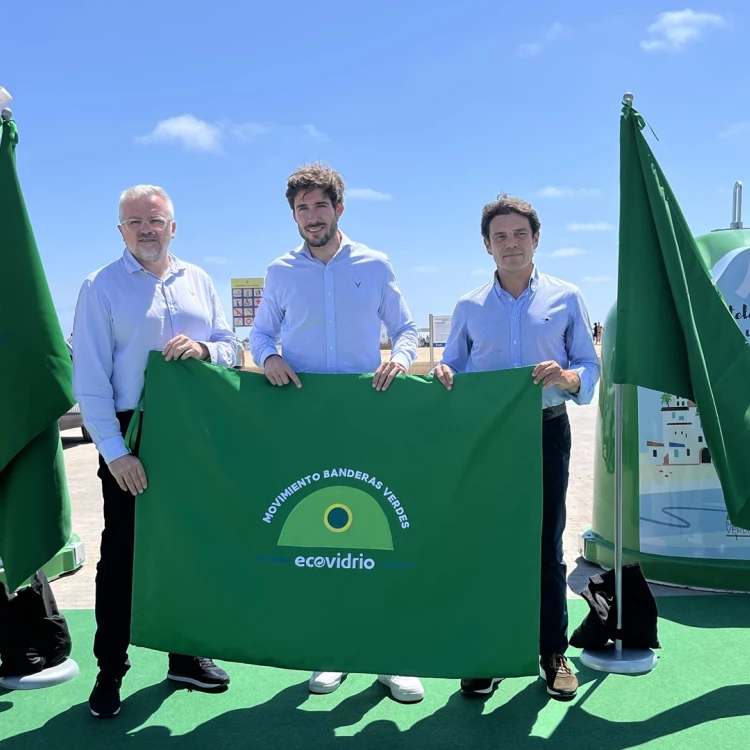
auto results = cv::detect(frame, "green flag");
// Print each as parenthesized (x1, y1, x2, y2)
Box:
(0, 118, 74, 591)
(131, 353, 543, 678)
(614, 100, 750, 529)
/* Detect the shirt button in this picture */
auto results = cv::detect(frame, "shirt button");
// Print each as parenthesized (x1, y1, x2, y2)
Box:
(513, 340, 518, 345)
(329, 320, 333, 324)
(513, 317, 517, 322)
(329, 347, 334, 351)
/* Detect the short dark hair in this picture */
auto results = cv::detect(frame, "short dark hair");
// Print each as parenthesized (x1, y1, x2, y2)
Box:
(481, 194, 541, 241)
(286, 161, 345, 210)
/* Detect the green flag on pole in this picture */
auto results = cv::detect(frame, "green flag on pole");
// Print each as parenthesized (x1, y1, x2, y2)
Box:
(0, 116, 74, 591)
(130, 354, 543, 678)
(613, 99, 750, 530)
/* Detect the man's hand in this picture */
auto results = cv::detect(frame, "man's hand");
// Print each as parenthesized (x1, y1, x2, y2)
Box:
(264, 354, 302, 388)
(434, 364, 454, 391)
(108, 455, 148, 496)
(163, 335, 208, 362)
(373, 360, 406, 392)
(532, 361, 580, 392)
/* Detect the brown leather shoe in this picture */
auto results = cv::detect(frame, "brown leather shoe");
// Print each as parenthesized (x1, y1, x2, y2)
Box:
(539, 654, 578, 698)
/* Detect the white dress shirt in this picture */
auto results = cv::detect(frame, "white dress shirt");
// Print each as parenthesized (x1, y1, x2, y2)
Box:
(72, 249, 236, 463)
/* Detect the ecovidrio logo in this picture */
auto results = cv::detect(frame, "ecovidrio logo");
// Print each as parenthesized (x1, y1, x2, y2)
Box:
(259, 468, 412, 572)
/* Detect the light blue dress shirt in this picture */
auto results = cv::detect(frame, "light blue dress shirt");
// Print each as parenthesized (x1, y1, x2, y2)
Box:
(249, 234, 418, 374)
(439, 267, 600, 407)
(72, 249, 236, 464)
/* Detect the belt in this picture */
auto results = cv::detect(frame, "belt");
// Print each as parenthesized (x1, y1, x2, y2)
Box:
(542, 403, 567, 421)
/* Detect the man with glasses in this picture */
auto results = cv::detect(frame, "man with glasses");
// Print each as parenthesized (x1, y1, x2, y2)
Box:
(72, 185, 235, 718)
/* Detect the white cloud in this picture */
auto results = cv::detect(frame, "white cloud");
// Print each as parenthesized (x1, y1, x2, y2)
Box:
(582, 275, 614, 282)
(222, 121, 268, 141)
(719, 121, 750, 139)
(566, 221, 615, 232)
(347, 188, 392, 201)
(472, 268, 492, 276)
(517, 22, 567, 57)
(640, 10, 725, 53)
(136, 115, 223, 152)
(551, 247, 587, 258)
(414, 266, 440, 274)
(303, 124, 329, 141)
(136, 115, 267, 152)
(204, 256, 231, 265)
(536, 186, 601, 199)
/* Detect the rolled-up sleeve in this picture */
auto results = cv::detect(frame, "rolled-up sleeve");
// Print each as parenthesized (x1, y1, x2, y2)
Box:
(203, 280, 237, 367)
(565, 290, 600, 405)
(380, 259, 417, 370)
(249, 267, 284, 367)
(72, 279, 129, 464)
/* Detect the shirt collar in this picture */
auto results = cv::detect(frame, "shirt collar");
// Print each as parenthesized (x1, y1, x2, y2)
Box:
(493, 264, 539, 298)
(122, 248, 185, 276)
(296, 232, 354, 261)
(529, 264, 540, 291)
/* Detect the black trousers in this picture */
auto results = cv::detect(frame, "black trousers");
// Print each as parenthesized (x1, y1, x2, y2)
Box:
(93, 412, 185, 677)
(539, 411, 572, 659)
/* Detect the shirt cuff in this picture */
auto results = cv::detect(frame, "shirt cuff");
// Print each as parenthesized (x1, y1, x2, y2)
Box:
(98, 434, 130, 465)
(259, 347, 281, 367)
(568, 366, 595, 405)
(390, 351, 412, 370)
(203, 341, 218, 364)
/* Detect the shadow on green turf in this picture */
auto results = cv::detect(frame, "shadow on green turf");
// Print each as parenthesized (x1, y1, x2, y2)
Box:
(2, 668, 750, 750)
(655, 594, 750, 629)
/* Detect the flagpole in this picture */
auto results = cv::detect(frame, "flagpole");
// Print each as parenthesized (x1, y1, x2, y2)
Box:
(578, 92, 658, 676)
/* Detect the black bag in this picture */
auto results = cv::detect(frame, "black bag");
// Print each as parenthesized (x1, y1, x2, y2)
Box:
(570, 562, 661, 650)
(0, 570, 73, 677)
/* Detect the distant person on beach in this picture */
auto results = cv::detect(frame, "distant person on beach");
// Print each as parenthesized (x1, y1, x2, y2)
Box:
(434, 194, 600, 701)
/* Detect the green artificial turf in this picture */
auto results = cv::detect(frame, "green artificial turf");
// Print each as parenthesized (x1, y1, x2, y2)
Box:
(2, 597, 750, 749)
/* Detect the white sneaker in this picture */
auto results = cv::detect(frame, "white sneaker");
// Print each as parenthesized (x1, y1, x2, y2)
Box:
(377, 675, 425, 703)
(309, 671, 346, 694)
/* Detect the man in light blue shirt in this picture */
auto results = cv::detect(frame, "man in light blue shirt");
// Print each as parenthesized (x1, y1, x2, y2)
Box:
(249, 164, 417, 390)
(248, 162, 423, 703)
(434, 194, 600, 701)
(72, 185, 234, 719)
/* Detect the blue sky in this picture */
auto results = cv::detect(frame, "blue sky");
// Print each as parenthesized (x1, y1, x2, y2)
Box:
(4, 1, 750, 336)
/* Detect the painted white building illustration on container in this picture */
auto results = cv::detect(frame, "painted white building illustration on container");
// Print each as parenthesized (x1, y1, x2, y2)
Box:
(645, 395, 713, 467)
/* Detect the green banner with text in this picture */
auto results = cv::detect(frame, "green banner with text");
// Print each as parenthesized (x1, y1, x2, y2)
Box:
(131, 354, 543, 678)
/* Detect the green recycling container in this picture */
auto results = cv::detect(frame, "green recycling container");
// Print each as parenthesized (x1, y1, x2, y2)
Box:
(582, 221, 750, 592)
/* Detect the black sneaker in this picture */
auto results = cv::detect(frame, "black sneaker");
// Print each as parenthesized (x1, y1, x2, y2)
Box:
(460, 678, 503, 696)
(167, 656, 230, 690)
(89, 673, 122, 718)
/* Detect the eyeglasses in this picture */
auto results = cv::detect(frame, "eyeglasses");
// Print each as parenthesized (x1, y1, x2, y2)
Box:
(121, 217, 171, 232)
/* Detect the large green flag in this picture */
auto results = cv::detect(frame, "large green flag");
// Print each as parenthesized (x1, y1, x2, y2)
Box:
(614, 100, 750, 529)
(131, 353, 543, 678)
(0, 117, 74, 591)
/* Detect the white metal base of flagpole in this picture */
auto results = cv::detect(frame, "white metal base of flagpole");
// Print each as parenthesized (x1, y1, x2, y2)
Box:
(580, 645, 657, 675)
(0, 658, 79, 690)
